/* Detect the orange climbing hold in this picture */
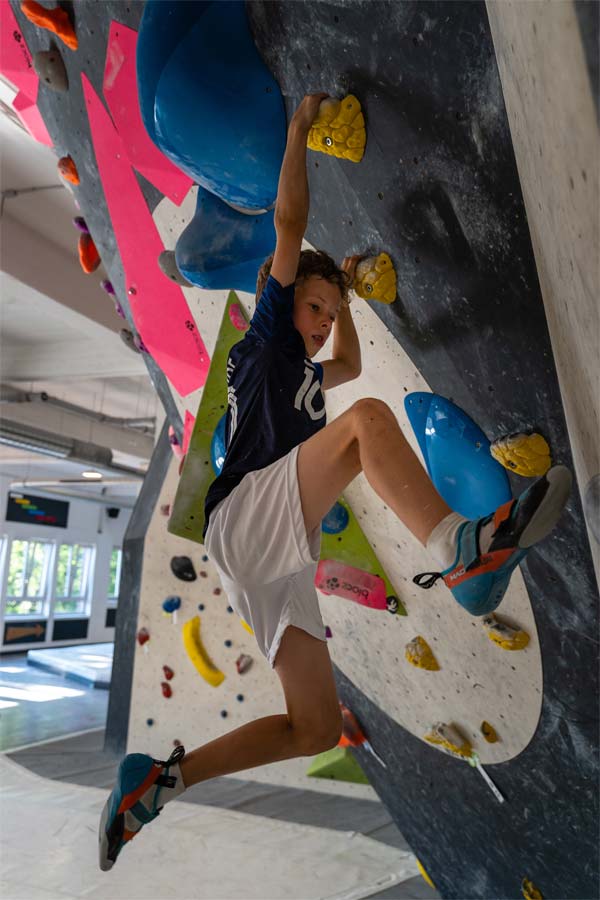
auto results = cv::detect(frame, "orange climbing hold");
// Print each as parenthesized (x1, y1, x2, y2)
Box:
(21, 0, 78, 50)
(58, 155, 79, 184)
(78, 233, 100, 273)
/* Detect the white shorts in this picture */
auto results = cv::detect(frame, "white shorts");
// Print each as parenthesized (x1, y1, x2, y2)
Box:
(204, 444, 326, 668)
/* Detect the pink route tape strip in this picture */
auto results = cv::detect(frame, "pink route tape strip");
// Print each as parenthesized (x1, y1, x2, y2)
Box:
(0, 6, 53, 147)
(82, 73, 209, 396)
(182, 411, 196, 456)
(103, 22, 193, 206)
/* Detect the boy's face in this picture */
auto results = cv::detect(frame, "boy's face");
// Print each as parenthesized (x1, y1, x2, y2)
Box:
(293, 276, 342, 358)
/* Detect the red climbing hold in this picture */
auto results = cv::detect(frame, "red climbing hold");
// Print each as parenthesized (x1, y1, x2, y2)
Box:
(236, 653, 253, 674)
(78, 233, 100, 273)
(137, 627, 150, 646)
(161, 681, 172, 698)
(163, 665, 174, 680)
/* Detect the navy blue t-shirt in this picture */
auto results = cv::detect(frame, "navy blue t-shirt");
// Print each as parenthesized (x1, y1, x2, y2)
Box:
(203, 275, 326, 538)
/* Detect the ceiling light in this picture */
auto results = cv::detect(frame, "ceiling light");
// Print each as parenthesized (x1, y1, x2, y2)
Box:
(81, 471, 103, 480)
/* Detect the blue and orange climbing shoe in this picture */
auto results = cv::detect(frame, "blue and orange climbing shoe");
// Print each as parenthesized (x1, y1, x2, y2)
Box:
(98, 743, 186, 871)
(414, 465, 572, 616)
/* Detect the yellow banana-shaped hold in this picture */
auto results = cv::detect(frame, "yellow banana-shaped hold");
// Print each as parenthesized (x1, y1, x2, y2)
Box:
(424, 722, 472, 759)
(182, 615, 225, 687)
(416, 859, 436, 889)
(522, 878, 544, 900)
(405, 636, 440, 671)
(240, 618, 254, 636)
(483, 614, 530, 651)
(354, 253, 397, 303)
(490, 432, 551, 477)
(307, 94, 366, 162)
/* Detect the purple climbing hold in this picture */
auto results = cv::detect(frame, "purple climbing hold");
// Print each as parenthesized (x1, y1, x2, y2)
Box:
(72, 216, 89, 233)
(133, 333, 149, 354)
(101, 279, 115, 295)
(325, 626, 333, 639)
(114, 300, 126, 319)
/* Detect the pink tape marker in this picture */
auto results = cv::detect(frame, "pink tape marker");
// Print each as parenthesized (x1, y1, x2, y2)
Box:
(82, 74, 208, 396)
(229, 303, 249, 332)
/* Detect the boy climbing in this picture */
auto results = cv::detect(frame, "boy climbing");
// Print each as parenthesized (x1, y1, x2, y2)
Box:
(99, 94, 571, 871)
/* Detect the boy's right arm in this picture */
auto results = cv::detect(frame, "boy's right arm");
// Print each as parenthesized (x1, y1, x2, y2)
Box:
(270, 94, 327, 288)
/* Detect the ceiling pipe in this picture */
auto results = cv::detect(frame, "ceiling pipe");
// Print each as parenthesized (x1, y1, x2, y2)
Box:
(0, 385, 156, 432)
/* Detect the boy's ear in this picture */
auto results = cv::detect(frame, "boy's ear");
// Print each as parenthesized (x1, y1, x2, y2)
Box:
(270, 224, 304, 288)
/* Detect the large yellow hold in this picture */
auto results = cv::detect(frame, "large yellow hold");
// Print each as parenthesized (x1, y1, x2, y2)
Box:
(405, 636, 439, 671)
(182, 615, 225, 687)
(483, 614, 530, 651)
(354, 253, 397, 303)
(307, 94, 366, 162)
(424, 722, 472, 759)
(490, 432, 551, 477)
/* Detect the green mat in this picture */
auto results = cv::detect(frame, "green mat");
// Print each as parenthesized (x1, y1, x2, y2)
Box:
(168, 293, 405, 616)
(306, 746, 371, 784)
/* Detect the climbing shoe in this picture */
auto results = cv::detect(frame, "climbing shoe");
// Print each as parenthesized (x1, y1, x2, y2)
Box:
(414, 465, 572, 616)
(99, 744, 186, 871)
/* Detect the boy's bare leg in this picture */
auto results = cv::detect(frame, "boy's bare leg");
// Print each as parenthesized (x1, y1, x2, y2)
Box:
(297, 398, 453, 546)
(180, 627, 341, 788)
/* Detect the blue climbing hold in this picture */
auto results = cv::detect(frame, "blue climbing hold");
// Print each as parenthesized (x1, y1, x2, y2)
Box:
(137, 0, 286, 210)
(404, 392, 511, 520)
(176, 187, 276, 293)
(210, 412, 228, 476)
(162, 595, 182, 614)
(322, 501, 350, 534)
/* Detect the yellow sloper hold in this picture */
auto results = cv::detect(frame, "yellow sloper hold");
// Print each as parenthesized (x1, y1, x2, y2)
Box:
(182, 615, 225, 687)
(424, 722, 472, 759)
(490, 432, 551, 477)
(481, 721, 499, 743)
(405, 635, 440, 671)
(483, 613, 530, 651)
(522, 878, 544, 900)
(307, 94, 366, 162)
(354, 253, 397, 303)
(416, 859, 436, 889)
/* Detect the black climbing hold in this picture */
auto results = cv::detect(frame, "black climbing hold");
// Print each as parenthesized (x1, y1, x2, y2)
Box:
(236, 694, 244, 702)
(170, 555, 197, 582)
(225, 639, 232, 647)
(158, 250, 192, 286)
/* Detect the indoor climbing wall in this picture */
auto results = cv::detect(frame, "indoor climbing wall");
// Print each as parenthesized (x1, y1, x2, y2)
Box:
(6, 2, 597, 898)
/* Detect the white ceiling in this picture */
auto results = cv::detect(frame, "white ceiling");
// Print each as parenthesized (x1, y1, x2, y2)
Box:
(0, 100, 160, 503)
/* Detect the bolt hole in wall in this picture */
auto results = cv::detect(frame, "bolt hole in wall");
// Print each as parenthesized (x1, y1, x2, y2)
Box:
(0, 491, 129, 748)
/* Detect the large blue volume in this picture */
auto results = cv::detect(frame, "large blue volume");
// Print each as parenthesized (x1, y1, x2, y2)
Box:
(175, 187, 276, 293)
(137, 0, 286, 210)
(404, 392, 511, 520)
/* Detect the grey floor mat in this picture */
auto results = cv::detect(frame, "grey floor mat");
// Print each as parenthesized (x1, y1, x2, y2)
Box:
(7, 730, 440, 898)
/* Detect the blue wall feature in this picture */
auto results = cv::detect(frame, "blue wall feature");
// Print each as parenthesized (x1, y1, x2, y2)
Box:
(175, 187, 276, 293)
(210, 413, 228, 476)
(405, 392, 511, 519)
(137, 0, 286, 210)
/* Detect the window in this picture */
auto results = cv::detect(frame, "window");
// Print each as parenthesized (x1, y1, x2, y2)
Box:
(5, 538, 54, 616)
(54, 543, 94, 615)
(108, 547, 122, 601)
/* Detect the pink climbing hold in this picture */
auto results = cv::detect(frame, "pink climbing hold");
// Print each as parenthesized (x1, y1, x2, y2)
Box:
(315, 559, 388, 610)
(229, 303, 249, 332)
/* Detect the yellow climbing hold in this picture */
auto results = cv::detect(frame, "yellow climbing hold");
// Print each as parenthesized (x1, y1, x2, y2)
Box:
(483, 614, 530, 651)
(416, 858, 436, 889)
(522, 877, 544, 900)
(424, 722, 472, 759)
(354, 253, 397, 303)
(405, 636, 440, 671)
(490, 432, 551, 477)
(307, 94, 366, 163)
(481, 721, 499, 743)
(182, 615, 225, 687)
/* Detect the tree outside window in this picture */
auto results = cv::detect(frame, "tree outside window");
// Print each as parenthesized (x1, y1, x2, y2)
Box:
(5, 539, 54, 616)
(54, 543, 94, 615)
(108, 547, 122, 601)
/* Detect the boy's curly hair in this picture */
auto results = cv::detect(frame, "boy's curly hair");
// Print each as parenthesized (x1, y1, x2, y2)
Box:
(256, 249, 350, 304)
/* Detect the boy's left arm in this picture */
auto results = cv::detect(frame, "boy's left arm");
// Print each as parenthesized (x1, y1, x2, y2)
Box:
(321, 255, 362, 391)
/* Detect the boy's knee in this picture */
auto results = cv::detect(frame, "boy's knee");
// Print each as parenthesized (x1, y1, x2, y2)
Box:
(293, 717, 343, 757)
(351, 397, 395, 430)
